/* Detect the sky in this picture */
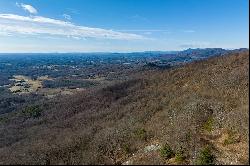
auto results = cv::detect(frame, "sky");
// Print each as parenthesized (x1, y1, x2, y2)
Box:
(0, 0, 249, 53)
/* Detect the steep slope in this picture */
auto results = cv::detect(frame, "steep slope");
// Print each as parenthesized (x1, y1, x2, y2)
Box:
(0, 51, 248, 165)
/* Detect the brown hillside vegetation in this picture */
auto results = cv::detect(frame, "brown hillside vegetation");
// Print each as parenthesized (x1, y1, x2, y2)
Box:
(0, 51, 249, 165)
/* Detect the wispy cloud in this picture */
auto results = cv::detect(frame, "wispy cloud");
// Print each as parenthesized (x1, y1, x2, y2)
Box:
(0, 31, 12, 36)
(182, 30, 195, 33)
(179, 41, 210, 48)
(0, 14, 146, 40)
(143, 32, 152, 35)
(116, 29, 171, 36)
(66, 8, 80, 15)
(117, 29, 170, 32)
(130, 14, 149, 22)
(62, 14, 72, 20)
(163, 31, 172, 34)
(16, 3, 38, 14)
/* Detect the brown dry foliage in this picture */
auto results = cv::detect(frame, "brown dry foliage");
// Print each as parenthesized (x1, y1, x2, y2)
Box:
(0, 51, 248, 164)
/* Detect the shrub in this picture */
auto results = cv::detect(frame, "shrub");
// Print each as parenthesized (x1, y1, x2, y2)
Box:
(160, 143, 175, 159)
(135, 128, 147, 141)
(196, 145, 215, 165)
(175, 149, 186, 164)
(185, 130, 192, 141)
(223, 130, 238, 146)
(122, 144, 132, 154)
(202, 117, 214, 132)
(22, 105, 42, 118)
(0, 116, 8, 124)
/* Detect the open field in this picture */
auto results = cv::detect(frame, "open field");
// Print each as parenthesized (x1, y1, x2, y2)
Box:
(9, 75, 43, 94)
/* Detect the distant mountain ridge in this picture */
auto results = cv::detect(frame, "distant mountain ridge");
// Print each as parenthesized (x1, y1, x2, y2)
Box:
(159, 48, 248, 64)
(178, 48, 227, 56)
(0, 48, 248, 57)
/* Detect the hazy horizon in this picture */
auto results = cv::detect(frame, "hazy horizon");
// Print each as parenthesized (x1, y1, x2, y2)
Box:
(0, 47, 248, 54)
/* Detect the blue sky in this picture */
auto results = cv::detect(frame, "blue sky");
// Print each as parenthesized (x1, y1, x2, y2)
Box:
(0, 0, 248, 52)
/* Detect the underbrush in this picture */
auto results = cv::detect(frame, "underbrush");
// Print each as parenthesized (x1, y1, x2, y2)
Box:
(196, 145, 215, 165)
(22, 105, 42, 118)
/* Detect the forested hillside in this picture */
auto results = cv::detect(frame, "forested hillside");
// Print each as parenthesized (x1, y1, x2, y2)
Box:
(0, 51, 248, 165)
